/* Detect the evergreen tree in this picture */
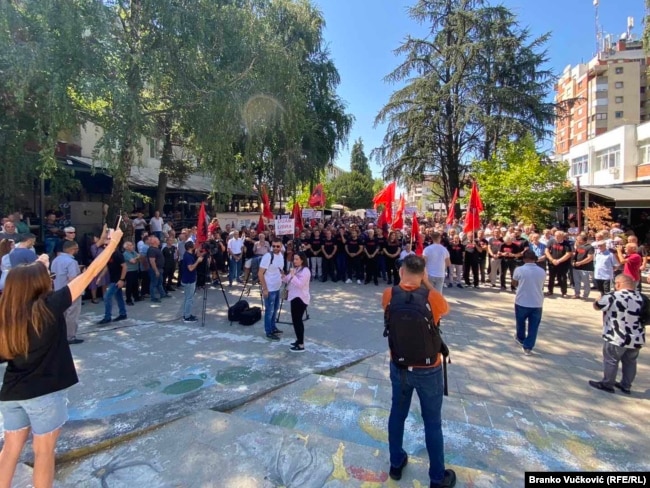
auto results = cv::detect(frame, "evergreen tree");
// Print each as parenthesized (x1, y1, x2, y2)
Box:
(350, 138, 372, 178)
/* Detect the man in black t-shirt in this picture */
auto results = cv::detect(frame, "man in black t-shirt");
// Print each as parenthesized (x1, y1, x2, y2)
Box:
(98, 249, 127, 324)
(310, 230, 323, 280)
(363, 228, 380, 285)
(335, 227, 348, 280)
(463, 232, 481, 288)
(571, 234, 594, 299)
(345, 229, 364, 283)
(498, 236, 520, 291)
(487, 229, 503, 287)
(544, 231, 574, 297)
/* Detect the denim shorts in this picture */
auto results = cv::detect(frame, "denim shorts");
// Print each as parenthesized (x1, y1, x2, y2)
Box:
(0, 389, 69, 435)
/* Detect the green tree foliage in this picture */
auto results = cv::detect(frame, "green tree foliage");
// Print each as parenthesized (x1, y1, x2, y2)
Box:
(350, 138, 372, 178)
(472, 136, 571, 224)
(328, 172, 374, 210)
(1, 0, 351, 219)
(374, 0, 556, 206)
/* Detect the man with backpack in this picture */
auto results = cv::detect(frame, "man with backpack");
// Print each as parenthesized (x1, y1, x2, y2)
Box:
(381, 254, 456, 488)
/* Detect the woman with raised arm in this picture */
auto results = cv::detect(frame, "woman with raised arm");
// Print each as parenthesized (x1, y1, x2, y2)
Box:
(0, 225, 124, 488)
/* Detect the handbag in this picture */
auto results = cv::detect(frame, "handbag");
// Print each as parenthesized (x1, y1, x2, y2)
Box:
(280, 284, 289, 301)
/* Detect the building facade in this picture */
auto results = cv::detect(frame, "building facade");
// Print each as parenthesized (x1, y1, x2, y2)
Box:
(555, 37, 649, 157)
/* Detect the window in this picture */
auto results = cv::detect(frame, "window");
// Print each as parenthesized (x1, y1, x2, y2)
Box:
(615, 81, 624, 88)
(615, 111, 624, 119)
(571, 155, 588, 176)
(578, 108, 583, 115)
(615, 96, 623, 103)
(615, 67, 624, 74)
(596, 113, 608, 120)
(639, 142, 650, 165)
(595, 145, 621, 170)
(149, 139, 161, 159)
(641, 86, 646, 94)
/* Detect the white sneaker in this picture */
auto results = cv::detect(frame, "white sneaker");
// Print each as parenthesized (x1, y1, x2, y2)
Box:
(357, 279, 362, 284)
(345, 279, 352, 284)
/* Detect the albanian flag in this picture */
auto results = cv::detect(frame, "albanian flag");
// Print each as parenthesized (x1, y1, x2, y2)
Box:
(446, 188, 459, 226)
(196, 202, 208, 246)
(292, 201, 303, 232)
(261, 185, 274, 220)
(463, 181, 484, 233)
(257, 214, 265, 233)
(392, 193, 405, 230)
(373, 181, 396, 223)
(411, 215, 423, 256)
(308, 183, 326, 208)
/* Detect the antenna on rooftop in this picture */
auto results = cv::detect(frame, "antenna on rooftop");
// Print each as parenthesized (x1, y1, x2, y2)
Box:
(594, 0, 603, 55)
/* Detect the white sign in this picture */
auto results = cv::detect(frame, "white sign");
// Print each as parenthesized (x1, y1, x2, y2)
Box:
(302, 208, 322, 219)
(405, 206, 417, 216)
(275, 218, 295, 236)
(365, 209, 377, 219)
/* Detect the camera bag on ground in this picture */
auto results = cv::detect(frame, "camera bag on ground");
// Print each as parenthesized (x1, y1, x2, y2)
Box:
(239, 306, 262, 326)
(383, 285, 450, 395)
(228, 300, 249, 322)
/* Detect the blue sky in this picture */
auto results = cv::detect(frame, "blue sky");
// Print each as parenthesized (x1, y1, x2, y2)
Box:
(315, 0, 646, 178)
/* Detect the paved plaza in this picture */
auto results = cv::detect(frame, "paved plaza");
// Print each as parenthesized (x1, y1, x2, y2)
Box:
(3, 279, 649, 487)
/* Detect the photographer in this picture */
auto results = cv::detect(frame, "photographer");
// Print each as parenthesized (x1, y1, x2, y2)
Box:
(180, 241, 203, 322)
(196, 243, 211, 288)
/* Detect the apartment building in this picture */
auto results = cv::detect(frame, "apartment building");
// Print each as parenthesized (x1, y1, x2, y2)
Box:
(555, 37, 649, 157)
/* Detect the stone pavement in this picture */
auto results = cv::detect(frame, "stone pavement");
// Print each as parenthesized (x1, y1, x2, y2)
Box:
(2, 279, 649, 487)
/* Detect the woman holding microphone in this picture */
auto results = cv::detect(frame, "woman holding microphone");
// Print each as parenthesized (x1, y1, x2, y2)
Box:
(0, 223, 124, 488)
(283, 251, 311, 352)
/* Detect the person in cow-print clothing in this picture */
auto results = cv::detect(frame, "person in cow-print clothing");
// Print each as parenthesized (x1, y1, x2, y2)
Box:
(589, 274, 646, 395)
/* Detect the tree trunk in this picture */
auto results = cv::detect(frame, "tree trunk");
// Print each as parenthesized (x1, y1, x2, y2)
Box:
(155, 124, 173, 213)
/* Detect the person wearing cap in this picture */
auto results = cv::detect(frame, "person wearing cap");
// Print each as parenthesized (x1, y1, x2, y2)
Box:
(512, 250, 547, 355)
(593, 240, 618, 296)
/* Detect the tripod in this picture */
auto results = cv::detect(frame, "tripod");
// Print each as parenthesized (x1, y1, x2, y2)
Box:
(200, 257, 230, 328)
(276, 296, 309, 325)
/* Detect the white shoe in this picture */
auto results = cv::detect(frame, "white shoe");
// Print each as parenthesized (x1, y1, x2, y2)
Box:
(345, 279, 352, 284)
(357, 279, 362, 284)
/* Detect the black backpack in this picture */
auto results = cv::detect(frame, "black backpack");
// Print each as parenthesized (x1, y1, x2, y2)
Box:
(383, 286, 447, 368)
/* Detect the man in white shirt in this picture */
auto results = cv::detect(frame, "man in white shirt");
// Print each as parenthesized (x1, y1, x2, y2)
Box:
(512, 250, 546, 355)
(422, 231, 450, 293)
(258, 238, 285, 340)
(227, 231, 245, 286)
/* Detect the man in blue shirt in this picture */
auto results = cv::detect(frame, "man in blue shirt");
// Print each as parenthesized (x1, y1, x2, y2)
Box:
(181, 241, 204, 322)
(51, 240, 83, 344)
(9, 234, 37, 267)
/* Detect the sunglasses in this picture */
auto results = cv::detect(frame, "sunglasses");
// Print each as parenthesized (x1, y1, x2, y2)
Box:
(272, 245, 282, 249)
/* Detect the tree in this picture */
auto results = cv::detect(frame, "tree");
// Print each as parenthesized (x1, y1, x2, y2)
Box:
(472, 135, 571, 224)
(373, 0, 556, 206)
(328, 172, 374, 210)
(583, 204, 613, 231)
(350, 138, 372, 178)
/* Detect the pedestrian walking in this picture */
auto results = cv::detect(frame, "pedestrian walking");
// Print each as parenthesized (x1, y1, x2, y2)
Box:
(512, 250, 546, 355)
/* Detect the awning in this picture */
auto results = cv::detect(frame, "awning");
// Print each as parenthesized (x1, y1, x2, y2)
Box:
(582, 184, 650, 208)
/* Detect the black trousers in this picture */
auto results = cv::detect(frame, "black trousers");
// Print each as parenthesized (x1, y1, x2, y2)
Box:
(464, 259, 479, 286)
(500, 259, 517, 289)
(125, 270, 140, 302)
(348, 255, 363, 280)
(594, 278, 611, 295)
(164, 266, 175, 289)
(322, 256, 337, 282)
(364, 256, 379, 283)
(291, 297, 308, 345)
(548, 263, 570, 295)
(139, 269, 150, 296)
(386, 256, 399, 284)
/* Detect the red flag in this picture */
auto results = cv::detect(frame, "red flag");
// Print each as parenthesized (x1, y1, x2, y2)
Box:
(261, 185, 274, 220)
(308, 183, 326, 208)
(463, 181, 484, 233)
(257, 214, 265, 233)
(377, 207, 387, 229)
(372, 182, 396, 222)
(196, 202, 208, 246)
(411, 215, 423, 256)
(392, 194, 405, 230)
(445, 188, 459, 226)
(292, 201, 303, 232)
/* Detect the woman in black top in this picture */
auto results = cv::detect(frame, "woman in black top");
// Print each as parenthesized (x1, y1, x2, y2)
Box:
(0, 225, 123, 488)
(383, 231, 402, 285)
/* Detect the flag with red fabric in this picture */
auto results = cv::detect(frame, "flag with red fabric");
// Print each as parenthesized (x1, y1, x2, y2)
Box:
(260, 185, 274, 220)
(196, 202, 208, 246)
(392, 194, 405, 230)
(377, 205, 390, 232)
(372, 181, 396, 222)
(445, 188, 459, 226)
(411, 215, 423, 256)
(257, 214, 265, 233)
(463, 181, 484, 233)
(308, 183, 326, 208)
(292, 201, 303, 232)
